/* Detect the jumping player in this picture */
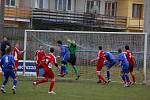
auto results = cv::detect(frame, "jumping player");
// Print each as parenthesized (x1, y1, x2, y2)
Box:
(13, 43, 25, 74)
(57, 40, 70, 77)
(91, 46, 107, 84)
(67, 40, 80, 80)
(33, 47, 59, 94)
(34, 45, 46, 77)
(118, 48, 130, 87)
(104, 51, 116, 82)
(124, 45, 136, 84)
(1, 46, 17, 94)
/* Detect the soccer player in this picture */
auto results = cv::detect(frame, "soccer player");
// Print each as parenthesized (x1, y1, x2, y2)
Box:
(91, 46, 107, 84)
(1, 37, 11, 57)
(124, 45, 136, 84)
(57, 40, 70, 76)
(13, 43, 25, 73)
(1, 46, 17, 94)
(104, 51, 116, 82)
(34, 45, 46, 77)
(67, 40, 80, 80)
(118, 48, 130, 87)
(33, 47, 59, 94)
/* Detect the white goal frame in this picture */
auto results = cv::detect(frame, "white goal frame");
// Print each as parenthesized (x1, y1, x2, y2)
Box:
(24, 30, 148, 83)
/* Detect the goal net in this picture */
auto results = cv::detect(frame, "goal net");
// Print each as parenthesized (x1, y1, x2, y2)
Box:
(22, 30, 149, 84)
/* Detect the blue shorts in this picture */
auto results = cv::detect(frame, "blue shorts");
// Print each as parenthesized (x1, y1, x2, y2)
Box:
(61, 66, 67, 74)
(3, 69, 16, 79)
(121, 68, 129, 74)
(105, 60, 116, 68)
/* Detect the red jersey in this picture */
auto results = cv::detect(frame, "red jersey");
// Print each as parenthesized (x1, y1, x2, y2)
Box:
(124, 50, 136, 65)
(98, 50, 104, 62)
(13, 47, 22, 60)
(35, 50, 46, 63)
(42, 53, 57, 71)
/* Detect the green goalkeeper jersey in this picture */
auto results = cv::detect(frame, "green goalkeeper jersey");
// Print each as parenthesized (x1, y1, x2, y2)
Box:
(69, 42, 77, 55)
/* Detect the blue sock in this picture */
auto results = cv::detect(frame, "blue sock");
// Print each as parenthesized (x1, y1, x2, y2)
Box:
(125, 74, 130, 82)
(121, 75, 126, 82)
(13, 80, 17, 87)
(2, 78, 8, 86)
(107, 71, 110, 80)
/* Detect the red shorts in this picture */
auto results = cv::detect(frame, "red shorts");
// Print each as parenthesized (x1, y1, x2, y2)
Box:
(14, 60, 19, 69)
(43, 68, 55, 79)
(129, 64, 134, 72)
(96, 61, 104, 71)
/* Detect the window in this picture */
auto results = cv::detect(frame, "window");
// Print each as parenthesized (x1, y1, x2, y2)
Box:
(36, 0, 48, 9)
(132, 4, 143, 18)
(5, 0, 16, 6)
(86, 0, 100, 13)
(55, 0, 72, 11)
(105, 2, 117, 16)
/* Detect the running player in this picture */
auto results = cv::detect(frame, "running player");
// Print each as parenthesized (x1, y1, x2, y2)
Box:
(1, 46, 17, 94)
(34, 45, 46, 77)
(118, 48, 130, 87)
(33, 47, 59, 94)
(104, 51, 116, 82)
(13, 43, 25, 74)
(124, 45, 136, 84)
(91, 46, 107, 84)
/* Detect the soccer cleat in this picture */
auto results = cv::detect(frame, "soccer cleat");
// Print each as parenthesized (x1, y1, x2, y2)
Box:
(124, 83, 130, 87)
(76, 75, 80, 80)
(48, 91, 56, 94)
(1, 88, 6, 94)
(102, 81, 108, 85)
(12, 88, 16, 94)
(33, 82, 37, 86)
(97, 80, 102, 83)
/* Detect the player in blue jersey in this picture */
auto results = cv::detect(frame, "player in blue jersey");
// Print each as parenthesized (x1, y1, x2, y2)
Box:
(104, 51, 116, 82)
(57, 40, 70, 77)
(1, 46, 17, 94)
(118, 48, 130, 87)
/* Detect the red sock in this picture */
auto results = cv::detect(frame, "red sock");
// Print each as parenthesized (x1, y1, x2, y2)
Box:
(98, 75, 101, 81)
(36, 78, 48, 85)
(61, 73, 65, 77)
(49, 80, 54, 92)
(99, 75, 105, 81)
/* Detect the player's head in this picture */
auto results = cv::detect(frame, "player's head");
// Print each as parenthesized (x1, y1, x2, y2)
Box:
(118, 48, 122, 53)
(125, 45, 130, 50)
(15, 42, 19, 48)
(3, 36, 8, 41)
(50, 47, 54, 53)
(5, 46, 11, 54)
(98, 46, 102, 50)
(57, 40, 62, 46)
(39, 45, 43, 50)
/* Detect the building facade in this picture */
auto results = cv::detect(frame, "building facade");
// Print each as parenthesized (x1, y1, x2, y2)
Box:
(1, 0, 144, 31)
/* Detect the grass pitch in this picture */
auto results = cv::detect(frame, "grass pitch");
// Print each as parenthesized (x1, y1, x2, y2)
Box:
(0, 76, 150, 100)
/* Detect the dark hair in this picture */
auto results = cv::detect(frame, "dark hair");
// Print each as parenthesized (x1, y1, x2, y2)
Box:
(98, 46, 102, 50)
(118, 48, 122, 53)
(57, 40, 62, 45)
(50, 47, 54, 53)
(5, 46, 11, 54)
(125, 45, 130, 50)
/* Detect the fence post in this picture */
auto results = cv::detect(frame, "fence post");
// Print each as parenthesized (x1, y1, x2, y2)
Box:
(23, 30, 27, 76)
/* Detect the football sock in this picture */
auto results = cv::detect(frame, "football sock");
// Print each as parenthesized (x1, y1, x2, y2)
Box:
(125, 74, 130, 82)
(98, 75, 105, 81)
(36, 78, 48, 85)
(49, 80, 54, 92)
(66, 63, 70, 73)
(107, 71, 110, 80)
(131, 74, 136, 82)
(73, 65, 80, 76)
(121, 75, 126, 83)
(13, 80, 17, 87)
(2, 78, 8, 86)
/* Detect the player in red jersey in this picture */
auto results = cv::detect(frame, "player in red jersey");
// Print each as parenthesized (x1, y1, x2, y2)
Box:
(91, 46, 107, 84)
(33, 47, 59, 94)
(13, 43, 25, 73)
(34, 45, 46, 77)
(124, 45, 136, 84)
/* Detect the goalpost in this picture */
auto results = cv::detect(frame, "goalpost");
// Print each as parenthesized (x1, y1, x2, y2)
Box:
(23, 30, 149, 84)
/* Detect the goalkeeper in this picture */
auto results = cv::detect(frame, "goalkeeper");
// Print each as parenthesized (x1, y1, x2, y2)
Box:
(67, 40, 80, 80)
